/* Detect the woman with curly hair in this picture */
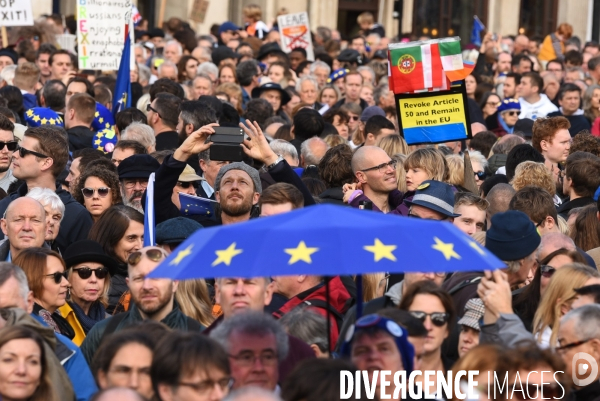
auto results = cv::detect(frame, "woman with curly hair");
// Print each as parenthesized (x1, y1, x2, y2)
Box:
(74, 166, 123, 222)
(511, 161, 556, 196)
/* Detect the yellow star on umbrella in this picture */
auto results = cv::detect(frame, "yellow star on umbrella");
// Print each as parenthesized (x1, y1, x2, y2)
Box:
(284, 241, 318, 264)
(432, 237, 461, 261)
(170, 244, 193, 266)
(212, 242, 243, 266)
(95, 111, 99, 117)
(97, 132, 105, 138)
(99, 117, 104, 123)
(364, 238, 397, 262)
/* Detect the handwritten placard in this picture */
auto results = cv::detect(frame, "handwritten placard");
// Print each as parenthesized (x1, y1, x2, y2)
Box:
(0, 0, 33, 26)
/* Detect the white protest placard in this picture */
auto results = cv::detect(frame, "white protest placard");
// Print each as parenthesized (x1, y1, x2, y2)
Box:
(277, 12, 314, 61)
(77, 0, 133, 71)
(0, 0, 33, 27)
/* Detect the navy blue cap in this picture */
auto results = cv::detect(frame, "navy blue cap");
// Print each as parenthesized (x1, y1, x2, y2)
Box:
(497, 98, 521, 114)
(212, 46, 238, 67)
(0, 48, 18, 64)
(340, 314, 414, 374)
(257, 42, 286, 61)
(218, 21, 241, 35)
(337, 49, 362, 64)
(156, 217, 203, 245)
(360, 106, 385, 122)
(251, 82, 291, 105)
(486, 210, 540, 261)
(404, 180, 460, 218)
(117, 154, 160, 179)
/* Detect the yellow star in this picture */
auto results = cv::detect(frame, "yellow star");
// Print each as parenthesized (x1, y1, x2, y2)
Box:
(26, 109, 33, 117)
(49, 118, 55, 124)
(40, 118, 48, 124)
(212, 243, 243, 266)
(364, 238, 397, 262)
(170, 244, 193, 266)
(96, 145, 103, 151)
(105, 122, 110, 128)
(99, 117, 104, 123)
(95, 111, 99, 117)
(432, 237, 461, 261)
(97, 132, 105, 138)
(469, 241, 485, 256)
(32, 115, 40, 122)
(284, 241, 319, 265)
(94, 139, 102, 145)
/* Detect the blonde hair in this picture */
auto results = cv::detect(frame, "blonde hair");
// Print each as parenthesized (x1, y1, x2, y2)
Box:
(557, 215, 570, 236)
(376, 134, 409, 157)
(362, 273, 385, 302)
(175, 279, 215, 327)
(215, 82, 243, 114)
(67, 267, 110, 307)
(357, 12, 374, 25)
(511, 161, 556, 196)
(532, 263, 600, 347)
(243, 4, 262, 21)
(393, 153, 408, 192)
(323, 134, 348, 148)
(404, 147, 447, 182)
(445, 154, 465, 187)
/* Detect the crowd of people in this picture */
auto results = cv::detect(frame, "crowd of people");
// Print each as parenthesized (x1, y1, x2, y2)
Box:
(0, 8, 599, 401)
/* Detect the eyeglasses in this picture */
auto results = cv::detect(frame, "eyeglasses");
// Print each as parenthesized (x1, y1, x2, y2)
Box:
(72, 266, 109, 279)
(123, 179, 149, 189)
(127, 247, 168, 266)
(228, 351, 278, 367)
(505, 111, 518, 116)
(45, 271, 68, 284)
(556, 338, 591, 352)
(349, 115, 359, 121)
(409, 311, 450, 327)
(361, 159, 397, 173)
(82, 187, 110, 198)
(177, 181, 199, 189)
(474, 171, 487, 180)
(146, 104, 162, 118)
(17, 145, 48, 159)
(540, 264, 556, 278)
(0, 141, 18, 151)
(178, 378, 234, 395)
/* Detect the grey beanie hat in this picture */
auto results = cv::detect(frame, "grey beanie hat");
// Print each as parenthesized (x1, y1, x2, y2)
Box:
(214, 162, 262, 194)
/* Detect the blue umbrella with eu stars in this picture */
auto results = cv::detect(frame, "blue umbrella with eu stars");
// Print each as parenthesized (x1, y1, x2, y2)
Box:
(148, 204, 504, 281)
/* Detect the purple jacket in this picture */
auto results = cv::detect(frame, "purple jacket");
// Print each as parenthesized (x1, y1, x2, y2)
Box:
(349, 190, 414, 216)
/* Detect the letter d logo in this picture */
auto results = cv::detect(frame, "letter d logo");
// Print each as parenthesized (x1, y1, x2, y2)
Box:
(573, 352, 599, 386)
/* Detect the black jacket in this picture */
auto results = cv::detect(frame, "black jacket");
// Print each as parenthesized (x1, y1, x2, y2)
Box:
(547, 111, 591, 137)
(155, 130, 180, 151)
(557, 196, 595, 220)
(0, 183, 93, 253)
(318, 187, 346, 206)
(67, 126, 95, 151)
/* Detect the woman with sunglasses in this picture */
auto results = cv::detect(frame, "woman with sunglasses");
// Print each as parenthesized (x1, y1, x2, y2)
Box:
(14, 247, 74, 339)
(57, 240, 118, 345)
(487, 98, 521, 136)
(74, 166, 123, 222)
(513, 248, 586, 332)
(399, 281, 455, 396)
(532, 263, 600, 348)
(89, 205, 144, 314)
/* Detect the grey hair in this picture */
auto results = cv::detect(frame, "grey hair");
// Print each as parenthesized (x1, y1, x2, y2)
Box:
(193, 73, 213, 86)
(269, 139, 298, 164)
(138, 63, 151, 83)
(310, 61, 331, 76)
(467, 150, 488, 170)
(197, 35, 216, 45)
(210, 311, 289, 362)
(199, 148, 210, 162)
(561, 304, 600, 341)
(133, 44, 147, 60)
(279, 305, 328, 352)
(158, 60, 178, 76)
(295, 75, 319, 93)
(373, 84, 390, 106)
(121, 122, 156, 150)
(223, 387, 283, 401)
(0, 65, 17, 86)
(0, 262, 29, 304)
(301, 136, 330, 166)
(357, 66, 376, 85)
(26, 187, 65, 221)
(165, 40, 183, 55)
(197, 62, 219, 78)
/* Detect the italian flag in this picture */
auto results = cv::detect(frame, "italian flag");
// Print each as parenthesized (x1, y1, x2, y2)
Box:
(388, 38, 463, 94)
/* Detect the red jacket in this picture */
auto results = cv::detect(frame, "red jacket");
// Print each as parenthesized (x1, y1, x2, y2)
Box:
(273, 276, 353, 350)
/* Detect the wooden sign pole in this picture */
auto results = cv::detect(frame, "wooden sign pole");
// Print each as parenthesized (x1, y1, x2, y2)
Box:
(1, 27, 7, 48)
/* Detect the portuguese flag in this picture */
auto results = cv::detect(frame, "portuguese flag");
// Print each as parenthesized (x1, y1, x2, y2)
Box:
(388, 38, 463, 94)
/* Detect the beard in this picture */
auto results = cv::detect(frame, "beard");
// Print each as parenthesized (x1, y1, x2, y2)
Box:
(124, 190, 144, 214)
(132, 282, 174, 317)
(221, 192, 254, 217)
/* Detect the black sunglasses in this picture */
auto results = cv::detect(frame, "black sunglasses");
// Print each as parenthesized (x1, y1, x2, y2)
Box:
(540, 264, 556, 278)
(409, 311, 450, 327)
(506, 111, 518, 116)
(177, 181, 199, 189)
(146, 104, 162, 118)
(82, 187, 110, 198)
(128, 248, 168, 266)
(474, 171, 487, 180)
(0, 141, 18, 151)
(72, 266, 109, 279)
(45, 271, 68, 284)
(17, 145, 48, 159)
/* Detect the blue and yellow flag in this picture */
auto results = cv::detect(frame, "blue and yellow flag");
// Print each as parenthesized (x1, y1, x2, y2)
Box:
(179, 193, 218, 217)
(112, 24, 132, 118)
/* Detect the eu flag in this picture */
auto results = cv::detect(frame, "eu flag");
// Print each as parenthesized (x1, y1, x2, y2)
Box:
(112, 24, 132, 118)
(179, 193, 217, 217)
(470, 15, 485, 47)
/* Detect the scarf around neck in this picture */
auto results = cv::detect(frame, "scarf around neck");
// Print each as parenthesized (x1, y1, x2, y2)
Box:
(69, 300, 106, 334)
